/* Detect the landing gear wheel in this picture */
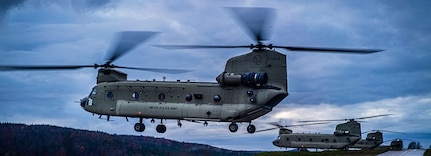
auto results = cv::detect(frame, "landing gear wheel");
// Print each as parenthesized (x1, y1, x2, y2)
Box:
(134, 123, 145, 132)
(156, 124, 167, 133)
(228, 122, 238, 133)
(247, 124, 256, 134)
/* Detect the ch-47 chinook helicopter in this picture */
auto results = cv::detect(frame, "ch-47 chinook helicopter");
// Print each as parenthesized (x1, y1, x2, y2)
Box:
(0, 7, 383, 134)
(270, 114, 392, 149)
(350, 130, 404, 150)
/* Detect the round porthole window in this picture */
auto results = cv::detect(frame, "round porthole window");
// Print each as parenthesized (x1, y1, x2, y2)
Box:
(185, 94, 193, 101)
(106, 91, 114, 100)
(132, 92, 139, 100)
(158, 93, 166, 101)
(213, 94, 221, 102)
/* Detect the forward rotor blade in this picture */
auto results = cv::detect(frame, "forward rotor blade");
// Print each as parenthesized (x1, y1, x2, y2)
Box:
(113, 65, 193, 74)
(276, 46, 384, 54)
(152, 45, 251, 50)
(105, 31, 159, 64)
(281, 122, 331, 127)
(255, 127, 278, 133)
(0, 65, 95, 71)
(227, 7, 275, 42)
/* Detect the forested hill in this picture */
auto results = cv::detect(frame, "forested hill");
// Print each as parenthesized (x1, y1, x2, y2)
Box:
(0, 123, 256, 156)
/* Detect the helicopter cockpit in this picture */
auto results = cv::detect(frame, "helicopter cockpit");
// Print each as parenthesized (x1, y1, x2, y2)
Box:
(80, 87, 96, 108)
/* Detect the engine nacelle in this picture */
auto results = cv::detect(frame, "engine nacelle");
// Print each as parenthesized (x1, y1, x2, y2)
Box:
(216, 72, 268, 86)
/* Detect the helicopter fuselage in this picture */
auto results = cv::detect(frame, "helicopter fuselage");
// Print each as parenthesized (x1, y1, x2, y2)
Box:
(82, 80, 287, 122)
(273, 133, 361, 149)
(350, 131, 383, 149)
(80, 49, 288, 133)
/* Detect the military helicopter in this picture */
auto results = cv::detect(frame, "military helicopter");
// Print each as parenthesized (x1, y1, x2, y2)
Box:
(375, 138, 405, 150)
(0, 7, 382, 134)
(350, 130, 405, 149)
(271, 114, 392, 149)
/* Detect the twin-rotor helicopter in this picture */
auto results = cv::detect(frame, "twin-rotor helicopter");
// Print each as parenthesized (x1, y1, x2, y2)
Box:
(0, 7, 383, 134)
(267, 114, 393, 150)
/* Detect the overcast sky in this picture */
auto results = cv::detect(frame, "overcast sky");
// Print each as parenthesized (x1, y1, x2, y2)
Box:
(1, 0, 430, 151)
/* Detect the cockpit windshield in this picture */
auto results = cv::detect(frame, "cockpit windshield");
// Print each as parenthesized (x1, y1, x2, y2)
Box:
(89, 87, 97, 97)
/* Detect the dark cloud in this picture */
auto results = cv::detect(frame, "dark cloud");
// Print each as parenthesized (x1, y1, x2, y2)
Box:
(0, 0, 114, 21)
(0, 0, 26, 20)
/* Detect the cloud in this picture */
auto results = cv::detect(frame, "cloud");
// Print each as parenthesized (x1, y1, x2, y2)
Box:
(1, 0, 431, 151)
(0, 0, 26, 21)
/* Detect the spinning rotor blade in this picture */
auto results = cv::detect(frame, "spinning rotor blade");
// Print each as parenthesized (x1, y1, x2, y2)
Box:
(154, 7, 383, 54)
(152, 45, 251, 50)
(298, 114, 393, 123)
(0, 65, 95, 71)
(362, 129, 406, 134)
(105, 31, 158, 64)
(355, 114, 393, 120)
(227, 7, 275, 42)
(255, 122, 329, 133)
(275, 46, 384, 54)
(255, 127, 279, 133)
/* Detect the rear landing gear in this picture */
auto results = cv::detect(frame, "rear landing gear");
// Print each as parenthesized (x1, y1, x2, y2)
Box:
(229, 122, 238, 132)
(134, 118, 145, 132)
(247, 124, 256, 134)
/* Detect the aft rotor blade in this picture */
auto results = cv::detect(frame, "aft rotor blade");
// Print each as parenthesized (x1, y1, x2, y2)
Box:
(0, 65, 95, 71)
(227, 7, 275, 42)
(113, 65, 193, 74)
(276, 46, 384, 54)
(105, 31, 159, 64)
(153, 45, 251, 50)
(298, 119, 344, 123)
(299, 114, 393, 123)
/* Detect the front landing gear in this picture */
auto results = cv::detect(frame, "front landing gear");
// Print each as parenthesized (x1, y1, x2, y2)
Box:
(156, 124, 167, 133)
(156, 119, 167, 133)
(134, 118, 145, 132)
(229, 122, 238, 133)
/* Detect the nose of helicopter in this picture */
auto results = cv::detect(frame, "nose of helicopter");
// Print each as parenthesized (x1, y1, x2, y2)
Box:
(272, 139, 281, 147)
(80, 97, 88, 109)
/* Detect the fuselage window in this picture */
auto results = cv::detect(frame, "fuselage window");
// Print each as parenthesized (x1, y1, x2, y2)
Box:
(106, 91, 114, 100)
(185, 94, 193, 101)
(158, 93, 165, 101)
(132, 92, 139, 100)
(88, 98, 93, 106)
(90, 87, 97, 97)
(213, 94, 221, 102)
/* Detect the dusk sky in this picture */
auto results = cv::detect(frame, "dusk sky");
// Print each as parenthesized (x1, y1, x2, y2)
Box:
(1, 0, 430, 151)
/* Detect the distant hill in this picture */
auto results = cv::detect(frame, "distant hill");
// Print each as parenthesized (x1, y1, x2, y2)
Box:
(0, 123, 256, 156)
